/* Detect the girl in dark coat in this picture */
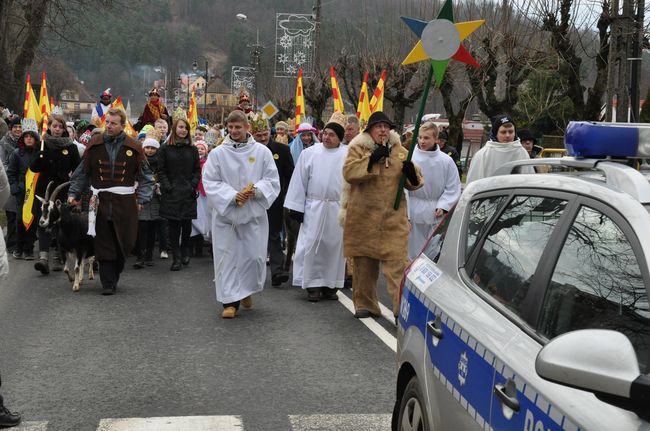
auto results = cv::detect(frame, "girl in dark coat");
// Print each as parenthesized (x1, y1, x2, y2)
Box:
(6, 125, 40, 259)
(157, 118, 201, 270)
(30, 114, 81, 274)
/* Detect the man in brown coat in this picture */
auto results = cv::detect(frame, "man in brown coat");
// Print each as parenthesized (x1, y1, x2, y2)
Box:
(68, 108, 153, 295)
(340, 111, 423, 319)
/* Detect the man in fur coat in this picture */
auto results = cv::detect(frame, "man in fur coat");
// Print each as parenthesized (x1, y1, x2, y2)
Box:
(340, 111, 423, 319)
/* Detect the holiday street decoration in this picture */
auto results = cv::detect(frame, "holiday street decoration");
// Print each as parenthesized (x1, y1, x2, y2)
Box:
(275, 13, 316, 78)
(393, 0, 484, 209)
(231, 66, 256, 96)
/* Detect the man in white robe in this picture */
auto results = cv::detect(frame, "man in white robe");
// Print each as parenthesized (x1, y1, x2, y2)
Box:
(90, 89, 113, 126)
(466, 115, 534, 184)
(284, 113, 348, 301)
(408, 122, 461, 260)
(202, 110, 280, 318)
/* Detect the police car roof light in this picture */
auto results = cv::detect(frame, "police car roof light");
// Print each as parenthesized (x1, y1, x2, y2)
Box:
(565, 121, 650, 159)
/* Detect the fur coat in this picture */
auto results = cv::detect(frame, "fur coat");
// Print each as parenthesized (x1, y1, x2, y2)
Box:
(340, 130, 423, 261)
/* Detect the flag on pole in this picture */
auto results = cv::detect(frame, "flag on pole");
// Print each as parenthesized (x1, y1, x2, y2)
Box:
(38, 72, 51, 118)
(295, 68, 306, 128)
(369, 69, 387, 113)
(23, 74, 41, 122)
(356, 72, 371, 127)
(330, 67, 345, 114)
(111, 96, 137, 137)
(188, 85, 198, 135)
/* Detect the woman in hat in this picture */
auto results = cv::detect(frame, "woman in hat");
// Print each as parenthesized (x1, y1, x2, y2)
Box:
(289, 122, 319, 164)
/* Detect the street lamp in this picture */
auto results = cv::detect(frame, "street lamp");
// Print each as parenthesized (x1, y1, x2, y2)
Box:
(193, 56, 210, 119)
(177, 75, 189, 109)
(236, 13, 263, 109)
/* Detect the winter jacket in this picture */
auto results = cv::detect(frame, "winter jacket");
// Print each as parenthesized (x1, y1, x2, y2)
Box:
(0, 132, 19, 211)
(0, 161, 9, 278)
(30, 133, 81, 200)
(157, 139, 201, 220)
(340, 130, 423, 261)
(7, 145, 39, 203)
(138, 153, 162, 221)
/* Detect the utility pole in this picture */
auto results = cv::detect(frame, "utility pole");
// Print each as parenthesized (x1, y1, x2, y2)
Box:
(629, 0, 645, 122)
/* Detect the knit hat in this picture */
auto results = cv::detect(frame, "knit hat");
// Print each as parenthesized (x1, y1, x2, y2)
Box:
(518, 129, 536, 144)
(143, 137, 160, 149)
(100, 88, 112, 98)
(275, 121, 289, 130)
(250, 111, 270, 133)
(324, 111, 346, 142)
(194, 140, 207, 152)
(79, 130, 93, 146)
(6, 115, 21, 128)
(364, 111, 395, 133)
(490, 114, 516, 141)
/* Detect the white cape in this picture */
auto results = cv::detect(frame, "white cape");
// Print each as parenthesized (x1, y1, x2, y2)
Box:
(408, 145, 461, 260)
(284, 143, 347, 289)
(466, 139, 534, 184)
(202, 135, 280, 303)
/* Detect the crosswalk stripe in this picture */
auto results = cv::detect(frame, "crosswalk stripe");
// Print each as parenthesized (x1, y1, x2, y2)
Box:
(336, 291, 397, 352)
(13, 421, 48, 431)
(289, 414, 391, 430)
(96, 415, 243, 430)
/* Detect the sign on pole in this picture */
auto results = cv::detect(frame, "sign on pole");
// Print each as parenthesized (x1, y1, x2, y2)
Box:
(274, 13, 316, 78)
(262, 101, 279, 118)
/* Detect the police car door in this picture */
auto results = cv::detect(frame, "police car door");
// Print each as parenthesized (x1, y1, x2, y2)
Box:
(462, 191, 575, 431)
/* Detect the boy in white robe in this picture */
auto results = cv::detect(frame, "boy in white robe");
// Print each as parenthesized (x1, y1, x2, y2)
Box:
(466, 115, 534, 184)
(284, 112, 348, 302)
(408, 121, 461, 260)
(202, 110, 280, 318)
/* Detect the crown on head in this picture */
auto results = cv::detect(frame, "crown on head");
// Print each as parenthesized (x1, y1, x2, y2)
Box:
(172, 107, 188, 123)
(249, 111, 270, 133)
(238, 87, 251, 104)
(51, 105, 64, 117)
(21, 118, 38, 135)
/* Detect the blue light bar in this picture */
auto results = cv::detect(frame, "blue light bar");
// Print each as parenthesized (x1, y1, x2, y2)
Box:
(565, 122, 650, 158)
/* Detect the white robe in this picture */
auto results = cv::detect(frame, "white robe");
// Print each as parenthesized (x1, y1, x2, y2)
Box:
(202, 135, 280, 304)
(284, 143, 347, 289)
(466, 139, 534, 184)
(408, 145, 461, 260)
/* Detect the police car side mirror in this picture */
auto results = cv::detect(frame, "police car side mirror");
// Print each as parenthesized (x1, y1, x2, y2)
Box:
(536, 329, 650, 420)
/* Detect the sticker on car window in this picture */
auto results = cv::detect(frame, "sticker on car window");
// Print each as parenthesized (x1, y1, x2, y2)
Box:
(407, 254, 441, 292)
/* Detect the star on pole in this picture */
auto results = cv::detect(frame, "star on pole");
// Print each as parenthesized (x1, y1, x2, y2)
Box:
(401, 0, 485, 86)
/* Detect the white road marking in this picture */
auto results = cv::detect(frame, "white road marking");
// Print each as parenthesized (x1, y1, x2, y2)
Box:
(336, 291, 397, 352)
(289, 413, 391, 430)
(13, 422, 48, 431)
(96, 415, 243, 430)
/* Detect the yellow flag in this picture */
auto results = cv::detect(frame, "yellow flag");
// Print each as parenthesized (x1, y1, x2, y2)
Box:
(188, 86, 198, 135)
(295, 68, 305, 127)
(111, 96, 137, 137)
(23, 74, 41, 123)
(39, 72, 52, 118)
(330, 67, 345, 114)
(356, 72, 371, 127)
(369, 69, 387, 113)
(22, 169, 40, 229)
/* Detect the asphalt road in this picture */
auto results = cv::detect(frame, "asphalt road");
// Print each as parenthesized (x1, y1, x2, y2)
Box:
(0, 252, 398, 431)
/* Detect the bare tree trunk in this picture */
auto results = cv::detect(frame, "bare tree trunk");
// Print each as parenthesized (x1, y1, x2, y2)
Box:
(304, 68, 330, 127)
(440, 73, 473, 153)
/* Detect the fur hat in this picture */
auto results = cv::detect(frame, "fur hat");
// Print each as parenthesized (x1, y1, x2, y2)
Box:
(250, 111, 270, 133)
(364, 111, 395, 133)
(275, 121, 289, 130)
(324, 111, 346, 141)
(143, 137, 160, 149)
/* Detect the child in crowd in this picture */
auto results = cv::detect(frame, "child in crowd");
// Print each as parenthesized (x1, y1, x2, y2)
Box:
(133, 137, 162, 269)
(190, 140, 210, 257)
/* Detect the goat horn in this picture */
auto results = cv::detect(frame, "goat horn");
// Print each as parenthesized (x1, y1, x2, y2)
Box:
(44, 181, 55, 202)
(50, 181, 71, 203)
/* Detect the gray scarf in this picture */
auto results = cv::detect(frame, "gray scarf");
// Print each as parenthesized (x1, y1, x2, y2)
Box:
(44, 134, 73, 150)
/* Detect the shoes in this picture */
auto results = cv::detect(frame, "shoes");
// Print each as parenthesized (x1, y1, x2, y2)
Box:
(343, 276, 353, 289)
(271, 273, 289, 287)
(133, 260, 145, 269)
(171, 248, 182, 271)
(170, 261, 181, 271)
(101, 285, 116, 296)
(34, 251, 49, 275)
(307, 288, 320, 302)
(12, 250, 23, 259)
(160, 250, 169, 259)
(354, 309, 371, 318)
(241, 296, 253, 309)
(51, 250, 63, 272)
(23, 250, 34, 261)
(181, 256, 190, 266)
(0, 406, 21, 428)
(221, 306, 237, 319)
(321, 287, 339, 300)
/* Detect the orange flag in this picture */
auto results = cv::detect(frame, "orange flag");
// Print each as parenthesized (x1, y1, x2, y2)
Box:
(356, 72, 371, 126)
(330, 67, 345, 114)
(111, 96, 137, 137)
(369, 69, 387, 113)
(295, 68, 306, 128)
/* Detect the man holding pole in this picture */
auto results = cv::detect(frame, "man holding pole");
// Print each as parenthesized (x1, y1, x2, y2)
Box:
(340, 111, 423, 319)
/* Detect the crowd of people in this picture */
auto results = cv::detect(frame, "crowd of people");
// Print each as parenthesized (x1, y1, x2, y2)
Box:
(1, 83, 540, 427)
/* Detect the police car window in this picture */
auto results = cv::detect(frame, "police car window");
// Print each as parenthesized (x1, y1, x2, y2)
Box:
(421, 207, 454, 263)
(471, 196, 567, 319)
(466, 196, 508, 260)
(539, 206, 650, 374)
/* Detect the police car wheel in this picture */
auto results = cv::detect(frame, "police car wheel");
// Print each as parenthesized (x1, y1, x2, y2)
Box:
(397, 377, 429, 431)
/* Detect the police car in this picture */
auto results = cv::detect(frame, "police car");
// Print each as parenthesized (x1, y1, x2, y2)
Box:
(392, 122, 650, 430)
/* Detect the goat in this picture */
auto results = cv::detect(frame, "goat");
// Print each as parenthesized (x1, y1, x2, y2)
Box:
(37, 181, 95, 291)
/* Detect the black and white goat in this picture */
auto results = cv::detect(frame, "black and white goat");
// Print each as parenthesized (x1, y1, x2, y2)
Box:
(37, 181, 95, 291)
